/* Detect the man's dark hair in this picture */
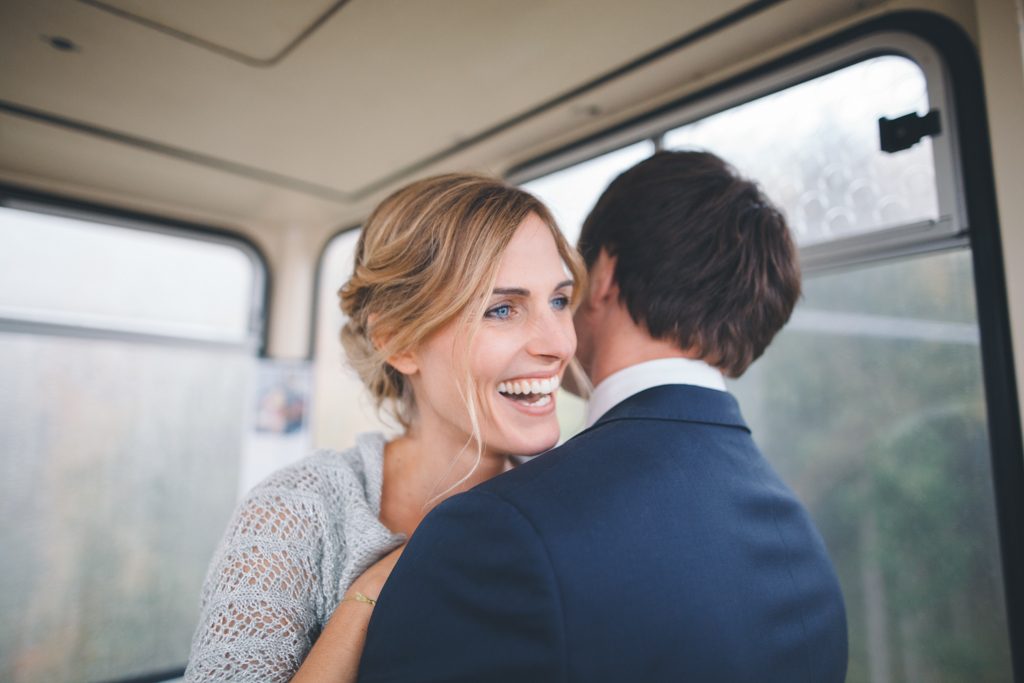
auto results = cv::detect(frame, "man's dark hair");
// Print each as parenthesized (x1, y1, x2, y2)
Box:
(577, 150, 800, 377)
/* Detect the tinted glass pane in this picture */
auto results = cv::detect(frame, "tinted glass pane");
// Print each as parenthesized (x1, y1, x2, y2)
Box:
(664, 56, 939, 245)
(0, 207, 256, 343)
(521, 139, 654, 245)
(729, 249, 1012, 682)
(0, 334, 251, 683)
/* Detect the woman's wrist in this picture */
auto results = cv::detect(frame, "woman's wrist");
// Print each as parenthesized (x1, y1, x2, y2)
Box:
(341, 591, 376, 606)
(346, 577, 384, 602)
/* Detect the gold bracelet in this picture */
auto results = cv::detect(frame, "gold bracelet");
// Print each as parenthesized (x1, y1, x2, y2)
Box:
(341, 591, 376, 606)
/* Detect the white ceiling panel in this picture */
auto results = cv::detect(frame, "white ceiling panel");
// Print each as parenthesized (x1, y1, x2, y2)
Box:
(0, 0, 749, 194)
(0, 0, 891, 234)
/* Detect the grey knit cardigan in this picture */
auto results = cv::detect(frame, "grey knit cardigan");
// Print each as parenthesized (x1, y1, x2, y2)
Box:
(184, 432, 405, 683)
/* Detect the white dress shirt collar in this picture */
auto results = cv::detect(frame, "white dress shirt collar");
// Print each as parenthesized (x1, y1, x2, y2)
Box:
(584, 357, 727, 428)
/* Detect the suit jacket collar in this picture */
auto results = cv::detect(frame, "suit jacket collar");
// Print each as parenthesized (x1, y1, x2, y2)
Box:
(585, 384, 750, 434)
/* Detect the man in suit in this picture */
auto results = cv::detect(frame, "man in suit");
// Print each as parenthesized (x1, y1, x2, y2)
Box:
(359, 151, 848, 682)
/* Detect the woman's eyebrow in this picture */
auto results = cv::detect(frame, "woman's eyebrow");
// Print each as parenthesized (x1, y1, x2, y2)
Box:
(492, 280, 573, 297)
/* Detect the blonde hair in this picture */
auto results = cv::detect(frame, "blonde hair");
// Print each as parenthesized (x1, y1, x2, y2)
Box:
(340, 173, 586, 463)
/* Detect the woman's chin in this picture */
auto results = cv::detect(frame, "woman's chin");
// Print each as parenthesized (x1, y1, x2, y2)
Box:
(492, 421, 561, 458)
(485, 394, 563, 456)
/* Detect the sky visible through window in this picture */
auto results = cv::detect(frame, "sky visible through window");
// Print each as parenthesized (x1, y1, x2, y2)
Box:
(0, 207, 256, 343)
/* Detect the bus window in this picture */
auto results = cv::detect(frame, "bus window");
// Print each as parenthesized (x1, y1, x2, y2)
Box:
(513, 41, 1011, 682)
(311, 228, 394, 451)
(0, 203, 264, 683)
(663, 55, 940, 245)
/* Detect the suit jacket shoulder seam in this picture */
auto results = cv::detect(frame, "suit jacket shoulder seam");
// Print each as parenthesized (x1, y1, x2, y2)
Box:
(473, 489, 570, 683)
(752, 468, 814, 678)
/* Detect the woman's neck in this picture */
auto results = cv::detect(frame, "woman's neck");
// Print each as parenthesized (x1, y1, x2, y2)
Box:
(378, 421, 510, 538)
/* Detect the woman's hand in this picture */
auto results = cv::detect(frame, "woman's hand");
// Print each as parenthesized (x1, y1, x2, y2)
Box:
(290, 544, 406, 683)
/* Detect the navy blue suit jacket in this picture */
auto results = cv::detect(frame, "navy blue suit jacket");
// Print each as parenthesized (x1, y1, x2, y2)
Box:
(359, 385, 848, 682)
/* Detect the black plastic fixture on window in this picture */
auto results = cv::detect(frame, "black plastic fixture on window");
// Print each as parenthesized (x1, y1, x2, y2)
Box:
(879, 109, 942, 153)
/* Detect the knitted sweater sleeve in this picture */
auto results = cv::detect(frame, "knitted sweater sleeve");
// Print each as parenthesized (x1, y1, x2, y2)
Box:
(184, 481, 338, 683)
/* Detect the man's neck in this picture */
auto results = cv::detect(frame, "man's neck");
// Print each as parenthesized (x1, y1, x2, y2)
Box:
(585, 307, 704, 388)
(584, 356, 727, 428)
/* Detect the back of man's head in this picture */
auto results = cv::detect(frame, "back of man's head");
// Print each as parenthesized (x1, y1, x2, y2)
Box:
(577, 150, 800, 377)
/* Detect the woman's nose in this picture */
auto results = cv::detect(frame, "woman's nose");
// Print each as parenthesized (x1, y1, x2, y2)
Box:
(527, 308, 575, 361)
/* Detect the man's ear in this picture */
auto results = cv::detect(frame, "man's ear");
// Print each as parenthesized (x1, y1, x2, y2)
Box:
(587, 249, 618, 308)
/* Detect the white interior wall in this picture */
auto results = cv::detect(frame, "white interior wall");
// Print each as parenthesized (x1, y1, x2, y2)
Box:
(263, 224, 320, 359)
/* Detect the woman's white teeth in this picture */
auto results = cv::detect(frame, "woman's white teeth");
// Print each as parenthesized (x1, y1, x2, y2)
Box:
(498, 375, 559, 400)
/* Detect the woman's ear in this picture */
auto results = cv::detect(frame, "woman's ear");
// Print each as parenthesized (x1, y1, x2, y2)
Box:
(368, 313, 418, 376)
(385, 350, 419, 376)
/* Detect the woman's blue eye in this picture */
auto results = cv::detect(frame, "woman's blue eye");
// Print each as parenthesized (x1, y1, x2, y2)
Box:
(488, 305, 512, 319)
(551, 296, 569, 310)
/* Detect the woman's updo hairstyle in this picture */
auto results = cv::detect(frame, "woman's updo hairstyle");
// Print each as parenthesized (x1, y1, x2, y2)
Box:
(340, 173, 585, 430)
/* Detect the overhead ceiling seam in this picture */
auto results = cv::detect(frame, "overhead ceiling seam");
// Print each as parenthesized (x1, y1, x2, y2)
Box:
(75, 0, 353, 68)
(0, 100, 352, 202)
(2, 0, 788, 205)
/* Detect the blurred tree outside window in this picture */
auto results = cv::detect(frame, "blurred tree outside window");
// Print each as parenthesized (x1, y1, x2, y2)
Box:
(731, 250, 1009, 683)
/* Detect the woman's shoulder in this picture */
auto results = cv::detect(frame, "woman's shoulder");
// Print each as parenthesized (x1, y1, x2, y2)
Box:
(249, 431, 387, 507)
(194, 432, 399, 651)
(214, 432, 387, 549)
(235, 431, 402, 589)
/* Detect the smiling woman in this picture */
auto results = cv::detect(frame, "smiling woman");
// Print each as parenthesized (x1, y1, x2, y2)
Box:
(338, 176, 584, 481)
(383, 212, 577, 473)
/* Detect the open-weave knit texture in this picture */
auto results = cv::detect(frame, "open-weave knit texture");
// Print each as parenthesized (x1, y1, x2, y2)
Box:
(185, 432, 404, 683)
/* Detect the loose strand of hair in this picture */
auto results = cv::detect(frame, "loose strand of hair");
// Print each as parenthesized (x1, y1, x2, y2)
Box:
(423, 268, 495, 508)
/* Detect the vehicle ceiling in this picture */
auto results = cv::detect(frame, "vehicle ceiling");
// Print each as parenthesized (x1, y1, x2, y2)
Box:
(0, 0, 951, 248)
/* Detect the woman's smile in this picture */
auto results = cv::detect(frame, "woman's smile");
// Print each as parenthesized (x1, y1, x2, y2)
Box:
(497, 374, 561, 409)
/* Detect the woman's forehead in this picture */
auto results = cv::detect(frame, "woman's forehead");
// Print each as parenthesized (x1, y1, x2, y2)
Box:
(493, 215, 564, 286)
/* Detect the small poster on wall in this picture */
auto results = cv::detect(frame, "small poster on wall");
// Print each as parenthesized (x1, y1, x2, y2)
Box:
(238, 359, 312, 498)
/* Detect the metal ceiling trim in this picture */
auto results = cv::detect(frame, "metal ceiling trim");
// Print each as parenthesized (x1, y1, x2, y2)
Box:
(76, 0, 352, 68)
(0, 99, 353, 203)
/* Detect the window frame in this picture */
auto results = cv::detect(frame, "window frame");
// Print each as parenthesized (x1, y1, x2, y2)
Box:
(507, 13, 1024, 680)
(0, 184, 269, 354)
(508, 34, 966, 274)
